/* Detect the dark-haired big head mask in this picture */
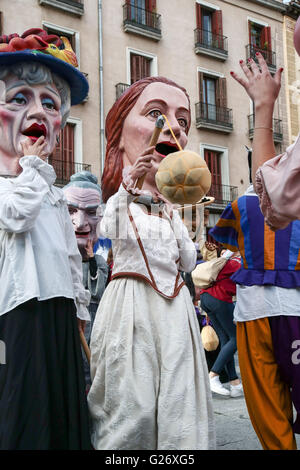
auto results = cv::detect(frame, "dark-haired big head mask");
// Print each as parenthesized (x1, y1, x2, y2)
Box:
(64, 186, 102, 259)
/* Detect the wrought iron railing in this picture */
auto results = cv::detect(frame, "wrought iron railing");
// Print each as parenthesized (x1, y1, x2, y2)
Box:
(194, 28, 228, 54)
(49, 159, 91, 185)
(123, 3, 161, 31)
(207, 183, 238, 205)
(195, 102, 233, 129)
(246, 44, 276, 69)
(248, 114, 283, 141)
(116, 82, 130, 100)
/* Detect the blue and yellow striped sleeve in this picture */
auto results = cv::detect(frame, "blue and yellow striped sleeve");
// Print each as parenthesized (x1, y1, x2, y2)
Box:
(209, 202, 239, 252)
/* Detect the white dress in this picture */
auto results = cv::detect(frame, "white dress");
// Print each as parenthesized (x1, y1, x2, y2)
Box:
(87, 182, 215, 450)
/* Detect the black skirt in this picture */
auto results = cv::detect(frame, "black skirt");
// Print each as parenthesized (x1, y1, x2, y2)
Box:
(0, 297, 92, 450)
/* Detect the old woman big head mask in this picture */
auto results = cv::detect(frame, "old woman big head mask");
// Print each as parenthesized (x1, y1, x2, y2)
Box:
(0, 28, 88, 176)
(63, 172, 103, 260)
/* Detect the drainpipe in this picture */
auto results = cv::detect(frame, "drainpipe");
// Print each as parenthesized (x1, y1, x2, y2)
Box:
(98, 0, 105, 174)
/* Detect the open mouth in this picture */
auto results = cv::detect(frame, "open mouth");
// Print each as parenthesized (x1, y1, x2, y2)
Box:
(75, 231, 90, 238)
(155, 142, 179, 158)
(22, 124, 47, 142)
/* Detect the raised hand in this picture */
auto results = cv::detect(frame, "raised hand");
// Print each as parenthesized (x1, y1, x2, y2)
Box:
(230, 53, 284, 181)
(129, 146, 155, 181)
(230, 52, 283, 110)
(21, 135, 48, 161)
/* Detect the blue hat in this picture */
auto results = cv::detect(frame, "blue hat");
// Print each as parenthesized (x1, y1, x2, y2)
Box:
(0, 30, 88, 105)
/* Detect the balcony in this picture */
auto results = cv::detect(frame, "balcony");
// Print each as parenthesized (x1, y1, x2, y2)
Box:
(49, 159, 91, 186)
(39, 0, 84, 16)
(123, 3, 161, 41)
(195, 102, 233, 133)
(116, 82, 130, 100)
(207, 183, 238, 206)
(248, 114, 283, 143)
(194, 28, 228, 61)
(246, 44, 276, 73)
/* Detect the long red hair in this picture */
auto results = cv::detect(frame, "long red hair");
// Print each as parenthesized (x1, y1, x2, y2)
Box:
(101, 76, 191, 203)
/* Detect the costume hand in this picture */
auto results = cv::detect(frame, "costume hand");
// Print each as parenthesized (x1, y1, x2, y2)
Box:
(230, 53, 283, 108)
(21, 136, 48, 161)
(85, 239, 94, 259)
(129, 146, 155, 181)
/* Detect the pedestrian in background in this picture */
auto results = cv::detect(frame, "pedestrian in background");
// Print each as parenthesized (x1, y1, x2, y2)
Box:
(200, 250, 243, 397)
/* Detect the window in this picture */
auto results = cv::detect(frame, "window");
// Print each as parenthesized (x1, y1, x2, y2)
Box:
(0, 12, 3, 36)
(42, 22, 81, 69)
(249, 21, 271, 51)
(44, 25, 76, 52)
(204, 149, 222, 187)
(126, 0, 156, 27)
(195, 2, 223, 49)
(130, 53, 152, 83)
(199, 72, 227, 119)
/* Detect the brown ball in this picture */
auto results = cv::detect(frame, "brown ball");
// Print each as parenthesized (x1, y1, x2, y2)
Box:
(155, 150, 211, 205)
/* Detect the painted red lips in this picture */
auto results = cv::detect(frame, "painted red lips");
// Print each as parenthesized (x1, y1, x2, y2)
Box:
(22, 123, 47, 142)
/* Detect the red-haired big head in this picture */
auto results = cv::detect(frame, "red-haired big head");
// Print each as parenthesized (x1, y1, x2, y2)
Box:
(101, 76, 191, 202)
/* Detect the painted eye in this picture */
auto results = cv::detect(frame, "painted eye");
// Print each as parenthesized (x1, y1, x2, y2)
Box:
(68, 206, 77, 215)
(10, 92, 27, 105)
(178, 118, 188, 129)
(42, 97, 56, 110)
(149, 109, 162, 119)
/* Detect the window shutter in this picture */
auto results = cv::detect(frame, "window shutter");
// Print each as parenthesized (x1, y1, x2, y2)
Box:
(216, 77, 227, 108)
(261, 26, 271, 51)
(125, 0, 131, 20)
(204, 150, 222, 188)
(248, 20, 253, 45)
(131, 54, 151, 83)
(212, 10, 223, 48)
(196, 2, 202, 29)
(51, 123, 75, 182)
(198, 72, 204, 102)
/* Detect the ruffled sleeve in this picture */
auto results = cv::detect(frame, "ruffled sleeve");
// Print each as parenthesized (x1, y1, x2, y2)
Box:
(0, 155, 56, 233)
(255, 133, 300, 231)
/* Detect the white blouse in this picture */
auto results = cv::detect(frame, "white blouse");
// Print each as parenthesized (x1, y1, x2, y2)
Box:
(0, 155, 90, 320)
(100, 182, 196, 298)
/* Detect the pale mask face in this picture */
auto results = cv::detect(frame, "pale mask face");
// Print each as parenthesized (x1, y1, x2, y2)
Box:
(0, 74, 62, 174)
(119, 82, 190, 183)
(64, 186, 102, 259)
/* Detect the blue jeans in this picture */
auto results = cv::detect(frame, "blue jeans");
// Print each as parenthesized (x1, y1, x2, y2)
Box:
(200, 292, 238, 381)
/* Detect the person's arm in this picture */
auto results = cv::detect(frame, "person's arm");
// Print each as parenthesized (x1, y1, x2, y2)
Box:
(230, 53, 283, 184)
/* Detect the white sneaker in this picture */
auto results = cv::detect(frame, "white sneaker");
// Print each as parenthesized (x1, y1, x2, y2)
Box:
(230, 382, 244, 398)
(210, 376, 230, 396)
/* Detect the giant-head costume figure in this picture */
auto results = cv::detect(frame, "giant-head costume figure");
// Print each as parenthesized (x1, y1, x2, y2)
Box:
(0, 28, 88, 176)
(63, 171, 103, 261)
(101, 76, 192, 203)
